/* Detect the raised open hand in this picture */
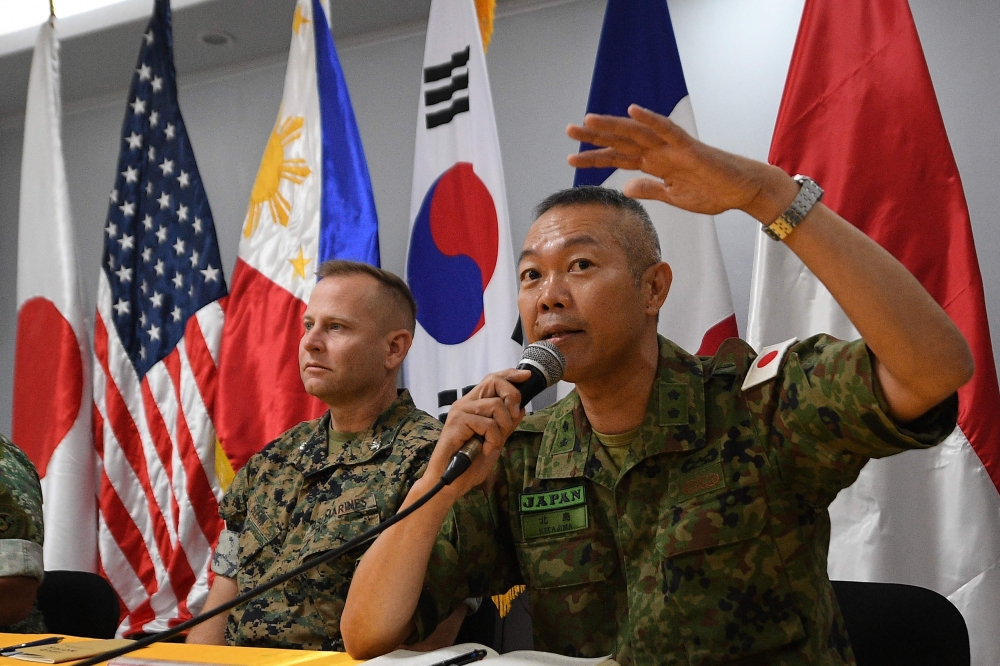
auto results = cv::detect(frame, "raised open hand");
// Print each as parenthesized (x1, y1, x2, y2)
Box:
(567, 104, 794, 223)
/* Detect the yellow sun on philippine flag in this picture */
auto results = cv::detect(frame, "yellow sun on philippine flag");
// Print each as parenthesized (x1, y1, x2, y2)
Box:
(243, 115, 311, 238)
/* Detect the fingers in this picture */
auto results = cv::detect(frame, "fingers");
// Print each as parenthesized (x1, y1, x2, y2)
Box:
(466, 369, 532, 413)
(444, 369, 531, 447)
(626, 104, 691, 144)
(567, 147, 642, 171)
(577, 113, 662, 149)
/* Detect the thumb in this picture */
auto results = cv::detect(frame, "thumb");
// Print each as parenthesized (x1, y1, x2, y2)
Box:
(623, 177, 671, 203)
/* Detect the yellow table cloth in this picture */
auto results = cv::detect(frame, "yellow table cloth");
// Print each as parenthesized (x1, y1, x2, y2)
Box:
(0, 634, 362, 666)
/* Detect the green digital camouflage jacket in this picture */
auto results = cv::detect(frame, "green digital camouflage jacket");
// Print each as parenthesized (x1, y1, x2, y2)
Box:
(416, 336, 958, 666)
(215, 390, 440, 650)
(0, 434, 46, 633)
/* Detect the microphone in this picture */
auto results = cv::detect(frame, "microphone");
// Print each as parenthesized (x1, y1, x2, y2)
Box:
(440, 340, 566, 484)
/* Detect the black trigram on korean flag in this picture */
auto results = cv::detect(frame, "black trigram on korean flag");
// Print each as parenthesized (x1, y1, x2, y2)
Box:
(437, 383, 476, 422)
(424, 45, 470, 129)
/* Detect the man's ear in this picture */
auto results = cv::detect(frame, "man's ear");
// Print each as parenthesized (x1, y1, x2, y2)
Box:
(384, 329, 413, 370)
(643, 262, 672, 316)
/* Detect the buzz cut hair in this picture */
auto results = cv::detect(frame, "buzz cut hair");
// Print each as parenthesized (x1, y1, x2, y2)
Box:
(533, 186, 661, 282)
(315, 260, 417, 334)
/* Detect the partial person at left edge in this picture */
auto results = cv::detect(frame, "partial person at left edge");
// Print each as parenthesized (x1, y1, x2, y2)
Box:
(0, 434, 46, 633)
(186, 260, 466, 650)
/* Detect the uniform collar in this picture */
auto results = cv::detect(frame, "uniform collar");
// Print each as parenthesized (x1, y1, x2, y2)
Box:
(297, 389, 417, 479)
(535, 336, 707, 485)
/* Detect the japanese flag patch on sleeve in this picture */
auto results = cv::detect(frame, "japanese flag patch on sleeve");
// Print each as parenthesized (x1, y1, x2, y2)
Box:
(742, 337, 798, 391)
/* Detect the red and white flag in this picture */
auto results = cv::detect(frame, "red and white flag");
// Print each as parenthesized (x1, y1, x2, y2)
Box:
(93, 0, 227, 634)
(747, 2, 1000, 663)
(13, 17, 97, 573)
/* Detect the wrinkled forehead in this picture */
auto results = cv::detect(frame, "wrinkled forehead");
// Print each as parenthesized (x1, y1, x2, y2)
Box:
(520, 204, 624, 263)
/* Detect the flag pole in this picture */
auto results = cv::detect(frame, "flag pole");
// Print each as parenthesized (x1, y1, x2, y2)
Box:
(49, 0, 55, 17)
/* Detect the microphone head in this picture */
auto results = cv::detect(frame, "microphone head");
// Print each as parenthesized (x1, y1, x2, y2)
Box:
(519, 340, 566, 387)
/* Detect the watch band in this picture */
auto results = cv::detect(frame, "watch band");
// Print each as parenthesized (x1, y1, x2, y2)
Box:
(763, 175, 824, 241)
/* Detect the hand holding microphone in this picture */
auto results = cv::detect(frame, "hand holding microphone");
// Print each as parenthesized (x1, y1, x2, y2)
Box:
(440, 341, 566, 484)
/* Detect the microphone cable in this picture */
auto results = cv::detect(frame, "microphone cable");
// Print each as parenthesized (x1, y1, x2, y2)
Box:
(73, 478, 448, 666)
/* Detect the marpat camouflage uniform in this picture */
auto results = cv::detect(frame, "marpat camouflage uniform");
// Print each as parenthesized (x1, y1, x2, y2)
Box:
(416, 336, 957, 665)
(213, 390, 440, 650)
(0, 434, 46, 633)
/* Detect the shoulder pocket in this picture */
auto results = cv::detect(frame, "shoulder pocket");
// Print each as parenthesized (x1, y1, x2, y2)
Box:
(238, 503, 279, 564)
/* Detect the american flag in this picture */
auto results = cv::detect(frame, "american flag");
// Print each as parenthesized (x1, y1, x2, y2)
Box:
(93, 0, 227, 635)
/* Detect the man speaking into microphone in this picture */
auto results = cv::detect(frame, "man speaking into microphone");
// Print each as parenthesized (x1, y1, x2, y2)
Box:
(342, 106, 972, 665)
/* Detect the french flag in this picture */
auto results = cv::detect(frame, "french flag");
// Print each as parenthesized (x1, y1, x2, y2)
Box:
(574, 0, 738, 356)
(748, 1, 1000, 663)
(216, 0, 379, 474)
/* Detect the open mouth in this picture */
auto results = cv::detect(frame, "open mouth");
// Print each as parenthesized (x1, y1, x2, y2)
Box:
(541, 329, 582, 343)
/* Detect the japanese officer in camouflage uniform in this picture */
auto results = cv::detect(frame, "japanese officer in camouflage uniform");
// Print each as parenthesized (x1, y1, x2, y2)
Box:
(187, 260, 462, 650)
(0, 434, 46, 633)
(342, 106, 973, 665)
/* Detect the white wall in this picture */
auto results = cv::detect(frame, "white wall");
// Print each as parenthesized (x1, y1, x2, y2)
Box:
(1, 0, 999, 435)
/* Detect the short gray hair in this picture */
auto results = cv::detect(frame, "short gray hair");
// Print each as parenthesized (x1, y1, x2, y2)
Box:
(533, 186, 661, 282)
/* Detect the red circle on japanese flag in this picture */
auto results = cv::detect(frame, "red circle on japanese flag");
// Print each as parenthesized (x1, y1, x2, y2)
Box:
(12, 297, 84, 477)
(756, 350, 779, 369)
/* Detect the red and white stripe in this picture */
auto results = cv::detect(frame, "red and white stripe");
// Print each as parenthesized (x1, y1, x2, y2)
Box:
(93, 272, 224, 635)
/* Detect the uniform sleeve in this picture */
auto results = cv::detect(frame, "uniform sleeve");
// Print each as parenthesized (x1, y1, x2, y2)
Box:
(218, 464, 250, 532)
(211, 529, 239, 578)
(411, 487, 498, 641)
(213, 464, 252, 577)
(0, 440, 45, 582)
(766, 336, 958, 504)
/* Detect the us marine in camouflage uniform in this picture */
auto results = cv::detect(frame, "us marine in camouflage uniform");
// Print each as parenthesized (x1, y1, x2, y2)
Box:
(0, 434, 46, 633)
(187, 261, 446, 650)
(342, 106, 972, 665)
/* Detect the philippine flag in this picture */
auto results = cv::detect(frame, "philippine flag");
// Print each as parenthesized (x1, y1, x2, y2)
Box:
(216, 0, 379, 474)
(574, 0, 737, 356)
(403, 0, 521, 419)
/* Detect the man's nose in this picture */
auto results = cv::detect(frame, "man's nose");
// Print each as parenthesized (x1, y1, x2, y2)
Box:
(536, 274, 569, 312)
(301, 326, 322, 351)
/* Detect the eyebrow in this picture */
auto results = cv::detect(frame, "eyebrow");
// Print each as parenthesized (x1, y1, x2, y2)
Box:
(518, 234, 602, 264)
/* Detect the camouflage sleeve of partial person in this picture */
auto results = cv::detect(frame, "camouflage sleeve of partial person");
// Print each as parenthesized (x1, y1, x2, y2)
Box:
(0, 437, 44, 550)
(410, 487, 498, 642)
(218, 457, 252, 534)
(761, 335, 958, 506)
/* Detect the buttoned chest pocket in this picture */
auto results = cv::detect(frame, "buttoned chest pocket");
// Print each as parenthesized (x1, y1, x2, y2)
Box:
(301, 485, 383, 635)
(655, 483, 805, 665)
